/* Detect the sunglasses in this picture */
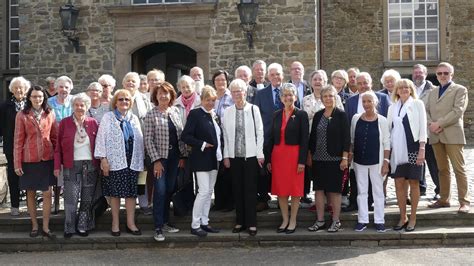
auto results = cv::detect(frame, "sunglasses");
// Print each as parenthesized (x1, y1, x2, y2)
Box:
(436, 72, 450, 76)
(118, 98, 131, 102)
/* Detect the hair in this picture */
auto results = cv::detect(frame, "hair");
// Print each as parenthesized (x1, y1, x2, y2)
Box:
(200, 85, 217, 101)
(150, 81, 176, 107)
(392, 79, 418, 102)
(87, 82, 103, 93)
(347, 67, 360, 74)
(98, 74, 116, 88)
(280, 83, 297, 97)
(356, 72, 372, 84)
(267, 63, 283, 75)
(9, 76, 31, 93)
(177, 75, 195, 91)
(55, 76, 73, 91)
(23, 85, 51, 114)
(190, 66, 203, 75)
(139, 74, 147, 82)
(147, 69, 165, 80)
(72, 92, 92, 110)
(360, 90, 379, 113)
(252, 60, 266, 70)
(320, 85, 338, 108)
(122, 72, 140, 88)
(110, 89, 134, 110)
(309, 69, 328, 88)
(45, 76, 56, 84)
(234, 65, 252, 78)
(413, 64, 428, 74)
(331, 69, 349, 84)
(380, 69, 401, 84)
(211, 70, 230, 87)
(229, 78, 248, 93)
(437, 62, 454, 73)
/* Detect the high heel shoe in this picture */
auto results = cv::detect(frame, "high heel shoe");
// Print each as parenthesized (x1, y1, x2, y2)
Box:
(232, 225, 246, 233)
(285, 225, 297, 234)
(277, 224, 288, 233)
(405, 223, 416, 232)
(42, 230, 57, 240)
(126, 226, 142, 235)
(393, 221, 409, 231)
(111, 230, 121, 237)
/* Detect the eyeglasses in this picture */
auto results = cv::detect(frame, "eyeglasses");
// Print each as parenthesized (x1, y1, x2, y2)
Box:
(436, 72, 450, 76)
(30, 95, 44, 99)
(118, 98, 131, 102)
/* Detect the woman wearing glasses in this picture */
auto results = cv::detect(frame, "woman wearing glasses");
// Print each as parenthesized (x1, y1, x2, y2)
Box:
(95, 89, 144, 236)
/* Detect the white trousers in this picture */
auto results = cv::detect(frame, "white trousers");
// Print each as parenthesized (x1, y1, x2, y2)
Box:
(353, 163, 385, 224)
(191, 170, 218, 229)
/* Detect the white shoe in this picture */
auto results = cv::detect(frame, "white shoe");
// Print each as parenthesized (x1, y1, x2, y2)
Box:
(341, 196, 350, 208)
(10, 207, 20, 216)
(163, 223, 180, 233)
(154, 229, 165, 241)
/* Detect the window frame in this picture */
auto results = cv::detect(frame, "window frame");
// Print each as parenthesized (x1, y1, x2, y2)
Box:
(8, 0, 20, 70)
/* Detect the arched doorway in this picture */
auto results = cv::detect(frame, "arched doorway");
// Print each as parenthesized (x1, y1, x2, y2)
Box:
(131, 42, 197, 87)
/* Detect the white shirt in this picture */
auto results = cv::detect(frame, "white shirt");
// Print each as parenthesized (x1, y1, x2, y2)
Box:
(416, 81, 426, 98)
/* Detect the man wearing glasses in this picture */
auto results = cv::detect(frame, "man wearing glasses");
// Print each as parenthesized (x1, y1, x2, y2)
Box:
(426, 62, 469, 213)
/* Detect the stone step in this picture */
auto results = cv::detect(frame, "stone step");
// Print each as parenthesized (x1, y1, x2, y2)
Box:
(1, 206, 472, 232)
(0, 226, 473, 252)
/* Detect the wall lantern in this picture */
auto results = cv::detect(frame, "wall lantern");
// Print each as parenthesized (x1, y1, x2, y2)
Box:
(59, 0, 80, 52)
(237, 0, 259, 49)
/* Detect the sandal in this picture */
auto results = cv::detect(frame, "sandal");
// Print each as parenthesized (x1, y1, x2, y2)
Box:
(29, 229, 39, 238)
(308, 221, 326, 232)
(42, 230, 57, 240)
(327, 221, 341, 232)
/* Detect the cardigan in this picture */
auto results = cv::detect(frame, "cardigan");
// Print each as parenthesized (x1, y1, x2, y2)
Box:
(174, 94, 201, 126)
(0, 98, 21, 155)
(14, 110, 57, 170)
(222, 103, 264, 159)
(54, 116, 99, 170)
(268, 108, 309, 165)
(309, 107, 350, 157)
(94, 111, 144, 172)
(387, 98, 427, 144)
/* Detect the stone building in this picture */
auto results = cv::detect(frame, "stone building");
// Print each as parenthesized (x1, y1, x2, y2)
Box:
(0, 0, 472, 143)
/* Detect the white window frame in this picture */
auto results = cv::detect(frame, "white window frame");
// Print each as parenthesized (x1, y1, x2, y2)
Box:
(131, 0, 196, 5)
(9, 0, 20, 69)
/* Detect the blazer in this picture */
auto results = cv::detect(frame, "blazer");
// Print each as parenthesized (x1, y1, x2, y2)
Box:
(249, 79, 269, 89)
(14, 110, 58, 170)
(387, 98, 427, 144)
(426, 82, 468, 145)
(254, 84, 280, 147)
(345, 91, 391, 123)
(181, 108, 220, 172)
(222, 103, 264, 159)
(94, 111, 144, 172)
(417, 80, 434, 104)
(54, 116, 99, 170)
(268, 108, 309, 165)
(309, 107, 350, 157)
(0, 98, 21, 155)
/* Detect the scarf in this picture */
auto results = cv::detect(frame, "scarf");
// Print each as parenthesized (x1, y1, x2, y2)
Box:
(390, 97, 413, 173)
(181, 92, 197, 117)
(12, 97, 25, 112)
(114, 109, 134, 152)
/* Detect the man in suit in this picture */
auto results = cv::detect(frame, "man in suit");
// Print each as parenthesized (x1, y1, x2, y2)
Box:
(288, 61, 311, 108)
(235, 65, 258, 104)
(343, 72, 391, 212)
(249, 60, 269, 90)
(254, 62, 285, 211)
(412, 64, 440, 200)
(426, 62, 469, 213)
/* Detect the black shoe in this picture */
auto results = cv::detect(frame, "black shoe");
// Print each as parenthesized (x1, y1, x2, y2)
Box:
(405, 225, 416, 232)
(285, 225, 296, 234)
(277, 225, 288, 233)
(420, 190, 426, 196)
(232, 225, 246, 233)
(342, 205, 358, 212)
(248, 228, 257, 236)
(191, 227, 208, 237)
(300, 196, 312, 204)
(29, 229, 39, 238)
(432, 194, 440, 201)
(76, 230, 88, 237)
(111, 230, 121, 237)
(126, 227, 142, 235)
(393, 221, 408, 231)
(64, 232, 73, 239)
(42, 230, 57, 240)
(201, 224, 220, 233)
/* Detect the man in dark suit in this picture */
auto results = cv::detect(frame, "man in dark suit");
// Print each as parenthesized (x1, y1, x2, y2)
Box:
(412, 64, 440, 200)
(254, 62, 285, 211)
(249, 60, 269, 90)
(288, 61, 311, 108)
(343, 72, 391, 212)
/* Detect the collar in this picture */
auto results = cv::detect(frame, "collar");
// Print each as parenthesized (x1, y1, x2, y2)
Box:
(440, 81, 452, 90)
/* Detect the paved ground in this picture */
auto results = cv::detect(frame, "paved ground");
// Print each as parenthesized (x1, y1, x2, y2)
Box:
(1, 246, 474, 265)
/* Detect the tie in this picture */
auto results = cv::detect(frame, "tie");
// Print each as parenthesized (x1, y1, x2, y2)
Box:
(274, 88, 283, 110)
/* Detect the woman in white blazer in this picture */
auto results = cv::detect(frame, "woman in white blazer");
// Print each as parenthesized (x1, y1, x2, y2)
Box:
(387, 79, 427, 232)
(350, 91, 390, 233)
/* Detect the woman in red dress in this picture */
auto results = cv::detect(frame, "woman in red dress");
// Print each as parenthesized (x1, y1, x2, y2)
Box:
(267, 83, 309, 234)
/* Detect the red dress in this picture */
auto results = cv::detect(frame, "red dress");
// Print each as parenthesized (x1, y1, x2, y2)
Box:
(271, 110, 304, 197)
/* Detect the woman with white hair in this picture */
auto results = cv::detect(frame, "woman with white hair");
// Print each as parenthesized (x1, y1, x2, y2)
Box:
(48, 75, 74, 123)
(380, 69, 401, 101)
(54, 93, 100, 238)
(0, 76, 30, 216)
(175, 75, 201, 125)
(98, 74, 116, 104)
(86, 82, 109, 123)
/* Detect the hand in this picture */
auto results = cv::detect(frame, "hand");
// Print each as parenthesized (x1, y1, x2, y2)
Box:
(15, 168, 24, 176)
(178, 159, 186, 168)
(267, 163, 272, 173)
(53, 169, 60, 178)
(297, 164, 305, 174)
(429, 122, 441, 134)
(416, 155, 425, 166)
(101, 158, 110, 177)
(223, 158, 230, 168)
(154, 161, 164, 179)
(205, 143, 214, 148)
(257, 158, 265, 168)
(381, 161, 389, 176)
(340, 159, 348, 171)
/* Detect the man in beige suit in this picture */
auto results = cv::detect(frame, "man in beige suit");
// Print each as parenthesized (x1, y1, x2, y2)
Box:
(426, 62, 469, 213)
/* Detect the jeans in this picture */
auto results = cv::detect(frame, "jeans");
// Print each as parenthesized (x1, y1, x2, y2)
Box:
(153, 149, 179, 229)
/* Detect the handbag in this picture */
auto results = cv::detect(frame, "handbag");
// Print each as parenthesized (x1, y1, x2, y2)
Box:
(341, 168, 349, 192)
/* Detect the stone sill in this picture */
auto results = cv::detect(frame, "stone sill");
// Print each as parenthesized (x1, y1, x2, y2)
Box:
(106, 3, 217, 16)
(383, 61, 440, 68)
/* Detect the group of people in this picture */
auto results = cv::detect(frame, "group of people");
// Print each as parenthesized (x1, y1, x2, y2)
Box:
(0, 59, 469, 241)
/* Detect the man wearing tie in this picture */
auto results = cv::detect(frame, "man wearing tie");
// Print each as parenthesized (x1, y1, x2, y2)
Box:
(288, 61, 311, 108)
(254, 63, 285, 211)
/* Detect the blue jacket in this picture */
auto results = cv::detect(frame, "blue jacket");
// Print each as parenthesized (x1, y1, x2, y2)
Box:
(344, 91, 391, 123)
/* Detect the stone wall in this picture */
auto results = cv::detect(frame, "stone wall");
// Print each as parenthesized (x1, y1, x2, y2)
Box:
(209, 0, 318, 79)
(19, 0, 118, 91)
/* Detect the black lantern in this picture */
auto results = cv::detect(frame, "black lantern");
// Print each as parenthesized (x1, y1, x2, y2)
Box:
(237, 0, 259, 49)
(59, 1, 80, 52)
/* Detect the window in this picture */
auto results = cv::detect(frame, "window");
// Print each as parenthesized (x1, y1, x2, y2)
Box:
(132, 0, 197, 4)
(388, 0, 439, 61)
(9, 0, 20, 69)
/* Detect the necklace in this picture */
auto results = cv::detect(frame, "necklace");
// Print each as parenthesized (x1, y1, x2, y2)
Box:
(73, 115, 88, 144)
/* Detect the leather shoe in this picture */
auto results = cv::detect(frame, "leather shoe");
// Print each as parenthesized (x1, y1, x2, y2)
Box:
(201, 224, 220, 233)
(285, 227, 296, 234)
(458, 204, 470, 214)
(42, 230, 57, 240)
(393, 221, 408, 231)
(232, 225, 246, 233)
(64, 232, 73, 239)
(428, 201, 450, 208)
(191, 227, 207, 237)
(126, 227, 142, 235)
(405, 225, 416, 232)
(248, 228, 257, 236)
(76, 230, 88, 237)
(111, 230, 121, 237)
(277, 225, 288, 233)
